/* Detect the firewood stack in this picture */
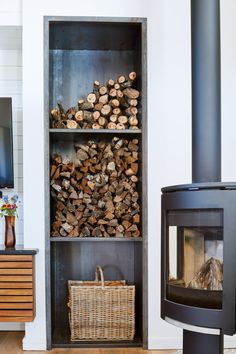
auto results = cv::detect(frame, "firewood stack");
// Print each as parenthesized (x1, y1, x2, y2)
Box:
(50, 72, 140, 130)
(50, 137, 141, 238)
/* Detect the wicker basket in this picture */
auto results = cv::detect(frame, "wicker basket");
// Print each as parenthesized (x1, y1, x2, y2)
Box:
(68, 265, 135, 341)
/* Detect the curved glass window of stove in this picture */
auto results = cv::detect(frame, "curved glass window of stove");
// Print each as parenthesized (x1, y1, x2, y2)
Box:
(166, 209, 223, 309)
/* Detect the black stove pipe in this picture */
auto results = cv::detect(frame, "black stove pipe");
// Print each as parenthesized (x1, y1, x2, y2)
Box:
(191, 0, 221, 183)
(183, 1, 223, 353)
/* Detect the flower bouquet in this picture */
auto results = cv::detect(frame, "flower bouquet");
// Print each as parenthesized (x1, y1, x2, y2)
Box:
(0, 195, 18, 248)
(0, 195, 18, 217)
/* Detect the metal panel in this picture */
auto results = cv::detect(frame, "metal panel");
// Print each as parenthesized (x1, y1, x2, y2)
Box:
(191, 0, 221, 183)
(50, 50, 136, 109)
(49, 20, 141, 51)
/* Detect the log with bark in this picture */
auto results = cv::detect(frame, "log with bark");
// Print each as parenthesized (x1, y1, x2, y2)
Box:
(50, 137, 141, 238)
(187, 257, 223, 291)
(50, 71, 140, 129)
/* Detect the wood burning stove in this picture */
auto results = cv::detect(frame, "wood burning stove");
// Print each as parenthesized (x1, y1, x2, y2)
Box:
(162, 185, 236, 346)
(161, 1, 236, 353)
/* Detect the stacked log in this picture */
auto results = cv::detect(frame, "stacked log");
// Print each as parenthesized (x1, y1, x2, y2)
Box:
(50, 137, 141, 238)
(187, 257, 223, 291)
(51, 72, 140, 130)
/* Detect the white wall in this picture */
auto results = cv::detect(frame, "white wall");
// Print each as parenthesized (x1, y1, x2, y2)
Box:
(0, 1, 22, 26)
(0, 26, 24, 331)
(22, 0, 236, 350)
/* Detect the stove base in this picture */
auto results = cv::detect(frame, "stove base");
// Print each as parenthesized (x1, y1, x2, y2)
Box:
(183, 329, 223, 354)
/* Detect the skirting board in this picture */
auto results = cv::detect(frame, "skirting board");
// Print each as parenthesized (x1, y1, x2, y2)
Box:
(148, 336, 236, 350)
(0, 323, 24, 331)
(22, 335, 47, 351)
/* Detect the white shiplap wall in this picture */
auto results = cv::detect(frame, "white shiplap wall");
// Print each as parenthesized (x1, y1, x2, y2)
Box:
(0, 27, 23, 246)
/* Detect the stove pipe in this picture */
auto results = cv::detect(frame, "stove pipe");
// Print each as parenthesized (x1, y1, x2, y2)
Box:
(191, 0, 221, 183)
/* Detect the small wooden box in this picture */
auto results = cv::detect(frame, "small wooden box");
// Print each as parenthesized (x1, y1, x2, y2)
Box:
(0, 254, 35, 322)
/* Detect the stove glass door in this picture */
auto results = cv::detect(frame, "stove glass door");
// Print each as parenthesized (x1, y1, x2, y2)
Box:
(166, 209, 223, 309)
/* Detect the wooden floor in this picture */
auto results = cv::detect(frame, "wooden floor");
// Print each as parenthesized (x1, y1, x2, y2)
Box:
(0, 332, 176, 354)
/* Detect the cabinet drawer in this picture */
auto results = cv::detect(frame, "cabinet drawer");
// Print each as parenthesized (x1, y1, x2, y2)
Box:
(0, 254, 35, 322)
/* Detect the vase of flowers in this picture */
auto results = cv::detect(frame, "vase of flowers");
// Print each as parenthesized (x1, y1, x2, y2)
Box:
(0, 195, 18, 248)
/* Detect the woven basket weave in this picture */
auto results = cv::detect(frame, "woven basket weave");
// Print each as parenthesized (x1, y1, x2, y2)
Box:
(68, 265, 135, 341)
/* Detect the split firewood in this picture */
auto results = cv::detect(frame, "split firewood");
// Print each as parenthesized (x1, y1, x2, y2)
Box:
(129, 116, 139, 126)
(129, 71, 137, 81)
(79, 101, 94, 110)
(127, 98, 138, 106)
(133, 214, 140, 224)
(67, 120, 77, 129)
(99, 86, 107, 95)
(125, 107, 138, 116)
(110, 99, 120, 108)
(110, 115, 118, 123)
(99, 94, 108, 105)
(107, 122, 117, 130)
(51, 165, 57, 177)
(118, 116, 128, 124)
(119, 97, 129, 108)
(68, 227, 79, 237)
(57, 102, 66, 115)
(98, 116, 107, 127)
(83, 110, 93, 122)
(93, 80, 100, 89)
(114, 83, 120, 90)
(78, 99, 84, 106)
(116, 123, 125, 130)
(123, 87, 140, 99)
(116, 90, 124, 99)
(109, 88, 117, 97)
(117, 75, 126, 84)
(131, 175, 138, 183)
(113, 108, 121, 116)
(75, 110, 83, 122)
(93, 111, 100, 121)
(101, 104, 111, 116)
(51, 108, 59, 118)
(92, 123, 101, 129)
(87, 92, 97, 104)
(53, 154, 62, 165)
(94, 102, 104, 111)
(50, 138, 140, 238)
(50, 71, 140, 129)
(106, 79, 115, 88)
(120, 80, 133, 89)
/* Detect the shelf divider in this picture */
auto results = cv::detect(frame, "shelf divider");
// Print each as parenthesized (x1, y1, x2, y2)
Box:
(49, 128, 142, 134)
(50, 237, 143, 242)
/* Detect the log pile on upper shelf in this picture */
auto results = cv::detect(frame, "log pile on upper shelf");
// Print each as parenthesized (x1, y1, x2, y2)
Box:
(50, 137, 141, 238)
(50, 72, 140, 130)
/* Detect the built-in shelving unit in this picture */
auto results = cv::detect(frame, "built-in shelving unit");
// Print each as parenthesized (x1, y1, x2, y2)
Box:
(45, 16, 147, 349)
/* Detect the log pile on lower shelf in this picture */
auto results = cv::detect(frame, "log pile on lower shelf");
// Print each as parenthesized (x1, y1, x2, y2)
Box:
(51, 72, 140, 130)
(50, 137, 141, 238)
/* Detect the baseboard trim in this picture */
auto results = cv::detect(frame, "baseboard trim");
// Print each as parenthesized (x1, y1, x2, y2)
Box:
(148, 337, 182, 350)
(148, 336, 236, 350)
(22, 335, 47, 350)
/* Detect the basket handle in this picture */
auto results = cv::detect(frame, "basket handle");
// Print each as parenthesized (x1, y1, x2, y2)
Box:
(95, 265, 105, 288)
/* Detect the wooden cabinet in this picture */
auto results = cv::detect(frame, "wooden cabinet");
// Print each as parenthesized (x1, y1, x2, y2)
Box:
(44, 17, 147, 349)
(0, 249, 37, 322)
